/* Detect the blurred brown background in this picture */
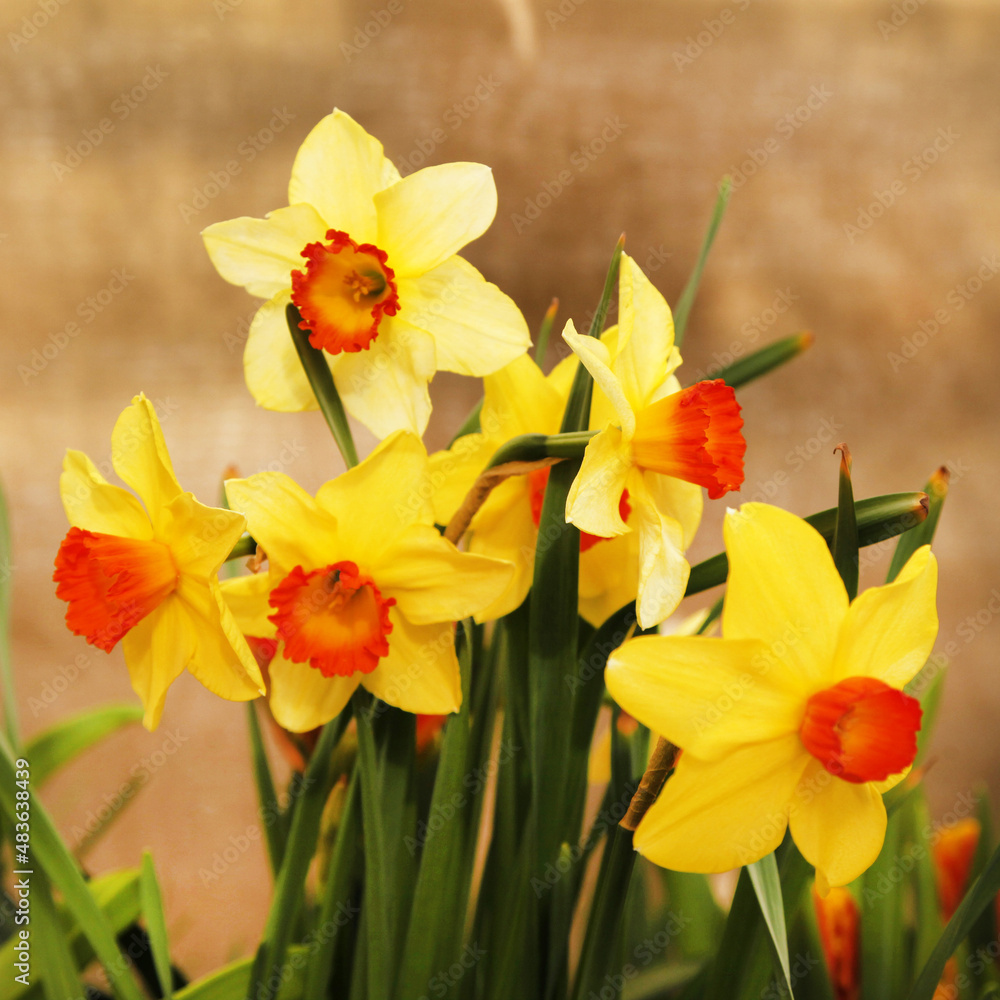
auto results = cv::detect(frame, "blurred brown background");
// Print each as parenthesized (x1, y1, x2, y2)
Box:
(3, 0, 999, 977)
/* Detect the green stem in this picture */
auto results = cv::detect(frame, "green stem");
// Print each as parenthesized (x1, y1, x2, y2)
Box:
(286, 303, 359, 469)
(485, 430, 596, 469)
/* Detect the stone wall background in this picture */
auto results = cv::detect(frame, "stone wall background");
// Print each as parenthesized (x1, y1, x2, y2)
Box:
(3, 0, 999, 976)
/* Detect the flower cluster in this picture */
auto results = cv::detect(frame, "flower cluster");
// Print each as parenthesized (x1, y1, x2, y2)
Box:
(52, 108, 942, 922)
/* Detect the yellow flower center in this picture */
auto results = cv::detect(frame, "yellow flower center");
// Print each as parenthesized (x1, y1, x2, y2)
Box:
(268, 561, 395, 677)
(290, 229, 400, 355)
(53, 527, 179, 652)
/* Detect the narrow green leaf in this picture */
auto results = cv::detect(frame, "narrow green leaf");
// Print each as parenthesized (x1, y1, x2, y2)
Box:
(25, 704, 143, 788)
(249, 708, 351, 1000)
(699, 331, 814, 390)
(395, 622, 475, 999)
(832, 445, 859, 600)
(33, 872, 82, 1000)
(673, 177, 732, 347)
(907, 835, 1000, 1000)
(969, 790, 998, 990)
(0, 732, 145, 1000)
(571, 826, 638, 1000)
(907, 792, 944, 972)
(0, 476, 17, 747)
(286, 303, 359, 469)
(861, 809, 906, 1000)
(534, 297, 560, 368)
(906, 656, 947, 768)
(177, 947, 308, 1000)
(245, 703, 285, 876)
(301, 770, 360, 998)
(140, 852, 174, 1000)
(888, 466, 949, 583)
(747, 852, 795, 998)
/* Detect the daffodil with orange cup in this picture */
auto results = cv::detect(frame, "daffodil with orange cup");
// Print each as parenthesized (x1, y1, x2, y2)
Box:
(53, 395, 265, 730)
(202, 109, 530, 438)
(222, 431, 514, 732)
(562, 252, 746, 627)
(605, 502, 938, 893)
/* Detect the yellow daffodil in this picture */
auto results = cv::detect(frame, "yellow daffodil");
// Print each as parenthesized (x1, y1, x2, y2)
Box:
(202, 109, 530, 438)
(222, 432, 513, 732)
(563, 253, 746, 628)
(605, 503, 938, 893)
(428, 345, 647, 626)
(53, 395, 265, 730)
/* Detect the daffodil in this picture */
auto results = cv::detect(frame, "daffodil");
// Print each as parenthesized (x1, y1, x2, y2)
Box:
(202, 109, 530, 438)
(605, 502, 938, 893)
(428, 344, 648, 626)
(563, 253, 745, 628)
(53, 395, 265, 730)
(222, 432, 513, 732)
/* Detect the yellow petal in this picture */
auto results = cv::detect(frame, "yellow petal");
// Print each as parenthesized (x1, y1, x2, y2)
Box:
(243, 292, 318, 412)
(161, 492, 247, 578)
(630, 475, 689, 629)
(175, 577, 265, 701)
(111, 396, 182, 533)
(315, 431, 433, 558)
(201, 204, 325, 299)
(466, 478, 537, 623)
(220, 573, 275, 637)
(565, 426, 631, 538)
(546, 351, 578, 400)
(606, 635, 805, 761)
(427, 432, 495, 525)
(375, 162, 496, 277)
(396, 258, 530, 376)
(642, 470, 703, 549)
(832, 546, 938, 689)
(269, 655, 357, 732)
(331, 319, 435, 438)
(578, 532, 638, 628)
(481, 353, 564, 441)
(59, 449, 152, 538)
(562, 320, 635, 437)
(723, 503, 848, 692)
(614, 254, 675, 410)
(790, 760, 887, 892)
(288, 109, 397, 243)
(374, 524, 514, 625)
(225, 472, 340, 573)
(361, 615, 462, 714)
(634, 735, 808, 873)
(121, 599, 191, 730)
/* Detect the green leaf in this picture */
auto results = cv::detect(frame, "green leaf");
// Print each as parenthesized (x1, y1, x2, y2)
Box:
(25, 704, 143, 788)
(698, 331, 814, 390)
(177, 947, 308, 1000)
(861, 808, 906, 1000)
(888, 466, 948, 583)
(395, 621, 476, 999)
(534, 297, 560, 368)
(571, 826, 638, 1000)
(0, 732, 145, 1000)
(907, 834, 1000, 1000)
(448, 397, 484, 446)
(245, 703, 286, 877)
(673, 177, 732, 347)
(747, 852, 795, 998)
(33, 871, 82, 1000)
(286, 303, 358, 469)
(831, 445, 859, 600)
(0, 476, 16, 747)
(248, 708, 352, 1000)
(140, 851, 174, 1000)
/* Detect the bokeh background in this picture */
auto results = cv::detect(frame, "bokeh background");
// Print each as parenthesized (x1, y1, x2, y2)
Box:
(3, 0, 999, 977)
